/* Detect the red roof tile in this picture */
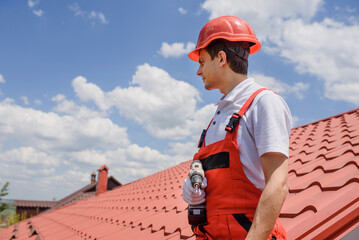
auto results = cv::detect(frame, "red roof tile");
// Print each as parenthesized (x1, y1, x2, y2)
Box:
(1, 108, 359, 240)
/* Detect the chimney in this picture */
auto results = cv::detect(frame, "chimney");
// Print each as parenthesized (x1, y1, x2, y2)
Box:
(96, 165, 109, 195)
(91, 172, 96, 183)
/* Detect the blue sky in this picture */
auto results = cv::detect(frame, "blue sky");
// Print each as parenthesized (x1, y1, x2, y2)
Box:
(0, 0, 358, 201)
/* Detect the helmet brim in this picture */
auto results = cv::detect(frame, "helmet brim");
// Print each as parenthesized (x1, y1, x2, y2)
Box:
(188, 37, 261, 62)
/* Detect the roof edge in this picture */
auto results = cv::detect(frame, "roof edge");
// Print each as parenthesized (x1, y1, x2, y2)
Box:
(293, 108, 359, 130)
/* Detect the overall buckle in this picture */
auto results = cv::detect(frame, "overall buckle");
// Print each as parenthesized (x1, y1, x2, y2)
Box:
(198, 129, 207, 148)
(225, 113, 241, 133)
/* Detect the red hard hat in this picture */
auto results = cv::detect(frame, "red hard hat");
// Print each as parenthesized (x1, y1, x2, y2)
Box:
(188, 16, 261, 62)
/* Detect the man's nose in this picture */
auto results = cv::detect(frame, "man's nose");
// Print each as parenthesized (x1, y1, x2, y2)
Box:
(196, 67, 202, 76)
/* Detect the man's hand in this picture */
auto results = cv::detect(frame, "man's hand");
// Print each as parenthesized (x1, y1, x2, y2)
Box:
(246, 152, 289, 240)
(182, 177, 207, 205)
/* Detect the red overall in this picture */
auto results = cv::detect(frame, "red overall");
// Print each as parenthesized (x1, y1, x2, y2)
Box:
(192, 88, 286, 240)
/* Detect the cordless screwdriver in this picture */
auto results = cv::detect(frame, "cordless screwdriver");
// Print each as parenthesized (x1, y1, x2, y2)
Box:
(188, 160, 207, 225)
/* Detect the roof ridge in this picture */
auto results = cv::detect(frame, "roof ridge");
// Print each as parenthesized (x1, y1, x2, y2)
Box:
(289, 160, 359, 178)
(292, 107, 359, 130)
(289, 172, 359, 194)
(280, 205, 317, 218)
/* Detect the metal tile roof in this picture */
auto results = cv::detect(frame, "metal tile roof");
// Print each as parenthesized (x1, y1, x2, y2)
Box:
(1, 108, 358, 240)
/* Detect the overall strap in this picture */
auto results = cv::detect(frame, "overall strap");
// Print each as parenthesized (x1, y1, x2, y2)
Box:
(198, 88, 269, 148)
(225, 88, 269, 142)
(197, 118, 213, 148)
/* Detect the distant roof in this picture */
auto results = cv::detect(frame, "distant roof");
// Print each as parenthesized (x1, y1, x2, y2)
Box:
(13, 175, 122, 215)
(1, 108, 359, 240)
(51, 175, 122, 211)
(51, 181, 97, 210)
(14, 200, 56, 209)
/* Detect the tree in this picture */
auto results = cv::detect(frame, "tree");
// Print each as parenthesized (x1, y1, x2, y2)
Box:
(0, 182, 10, 212)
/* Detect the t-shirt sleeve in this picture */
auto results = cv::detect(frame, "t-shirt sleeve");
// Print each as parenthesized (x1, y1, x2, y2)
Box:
(249, 92, 292, 158)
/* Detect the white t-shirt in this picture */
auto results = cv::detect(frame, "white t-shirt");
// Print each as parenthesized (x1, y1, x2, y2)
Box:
(205, 78, 292, 190)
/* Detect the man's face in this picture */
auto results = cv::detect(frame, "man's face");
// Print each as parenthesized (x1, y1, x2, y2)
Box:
(196, 49, 221, 91)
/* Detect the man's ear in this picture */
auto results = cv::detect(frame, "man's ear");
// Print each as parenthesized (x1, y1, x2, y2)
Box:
(217, 50, 227, 67)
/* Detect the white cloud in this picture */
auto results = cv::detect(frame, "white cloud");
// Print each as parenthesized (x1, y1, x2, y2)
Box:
(0, 163, 55, 183)
(112, 64, 198, 129)
(325, 82, 359, 104)
(109, 64, 214, 140)
(270, 18, 359, 103)
(203, 0, 319, 20)
(0, 75, 4, 97)
(334, 5, 357, 14)
(28, 0, 39, 8)
(20, 96, 29, 105)
(0, 147, 59, 166)
(168, 141, 197, 161)
(89, 11, 109, 24)
(291, 116, 300, 128)
(178, 7, 187, 15)
(69, 149, 109, 166)
(0, 161, 91, 200)
(159, 42, 196, 58)
(72, 64, 215, 140)
(125, 144, 170, 164)
(69, 3, 109, 24)
(269, 19, 359, 82)
(52, 94, 106, 119)
(202, 0, 323, 41)
(107, 144, 181, 184)
(69, 3, 83, 16)
(253, 74, 309, 99)
(72, 76, 110, 111)
(28, 0, 44, 17)
(59, 170, 90, 185)
(0, 74, 5, 83)
(52, 94, 65, 102)
(0, 98, 129, 153)
(33, 9, 44, 17)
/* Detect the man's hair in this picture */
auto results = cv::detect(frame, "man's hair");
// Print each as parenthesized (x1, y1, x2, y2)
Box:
(205, 39, 251, 75)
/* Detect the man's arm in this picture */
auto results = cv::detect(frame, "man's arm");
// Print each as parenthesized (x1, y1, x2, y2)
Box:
(245, 152, 289, 240)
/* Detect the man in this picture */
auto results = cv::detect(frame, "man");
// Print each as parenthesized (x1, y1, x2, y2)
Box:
(182, 16, 292, 239)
